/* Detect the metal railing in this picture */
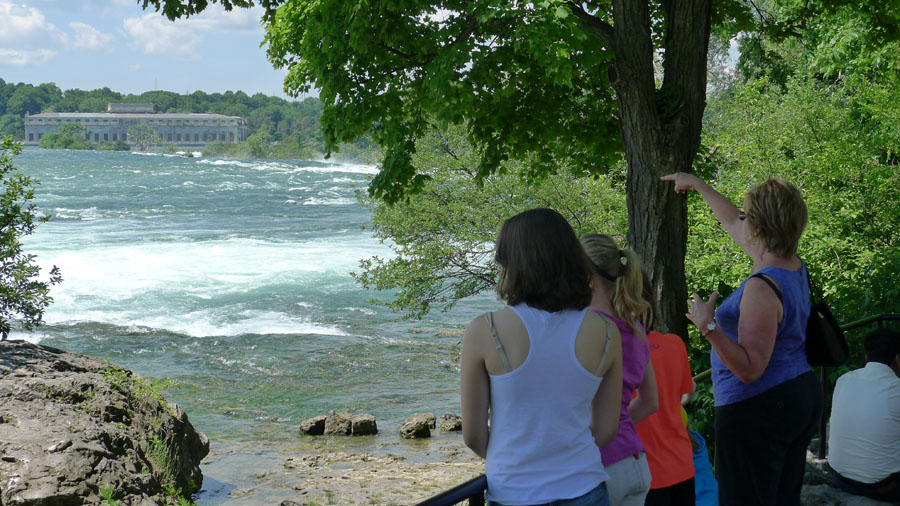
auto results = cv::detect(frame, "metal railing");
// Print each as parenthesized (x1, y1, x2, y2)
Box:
(416, 474, 487, 506)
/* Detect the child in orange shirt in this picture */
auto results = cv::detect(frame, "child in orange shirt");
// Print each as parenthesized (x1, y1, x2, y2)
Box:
(636, 277, 696, 505)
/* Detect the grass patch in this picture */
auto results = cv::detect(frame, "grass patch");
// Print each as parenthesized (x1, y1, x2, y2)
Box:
(99, 484, 120, 506)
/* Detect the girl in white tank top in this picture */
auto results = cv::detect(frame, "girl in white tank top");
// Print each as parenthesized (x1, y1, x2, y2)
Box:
(460, 208, 623, 505)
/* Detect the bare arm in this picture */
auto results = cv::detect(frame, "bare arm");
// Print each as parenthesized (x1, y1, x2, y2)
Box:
(460, 317, 491, 458)
(681, 379, 697, 406)
(687, 281, 781, 384)
(590, 327, 622, 447)
(628, 360, 658, 424)
(661, 172, 758, 256)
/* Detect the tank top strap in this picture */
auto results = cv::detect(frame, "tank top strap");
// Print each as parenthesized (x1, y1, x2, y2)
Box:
(485, 311, 513, 373)
(595, 314, 613, 376)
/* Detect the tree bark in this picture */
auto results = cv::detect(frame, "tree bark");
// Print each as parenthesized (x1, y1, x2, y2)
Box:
(608, 0, 711, 338)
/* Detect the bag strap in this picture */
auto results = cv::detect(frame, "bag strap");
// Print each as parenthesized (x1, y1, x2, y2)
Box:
(485, 312, 513, 373)
(805, 265, 823, 305)
(595, 315, 614, 377)
(750, 273, 783, 304)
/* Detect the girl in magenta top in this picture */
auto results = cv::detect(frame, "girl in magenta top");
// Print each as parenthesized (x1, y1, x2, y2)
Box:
(581, 234, 658, 506)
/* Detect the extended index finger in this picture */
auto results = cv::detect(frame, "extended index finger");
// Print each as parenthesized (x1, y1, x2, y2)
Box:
(660, 174, 677, 181)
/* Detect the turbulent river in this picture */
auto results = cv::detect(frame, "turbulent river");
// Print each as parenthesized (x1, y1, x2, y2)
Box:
(13, 148, 497, 504)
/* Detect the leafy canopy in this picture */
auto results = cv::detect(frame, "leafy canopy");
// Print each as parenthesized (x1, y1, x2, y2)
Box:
(140, 0, 899, 204)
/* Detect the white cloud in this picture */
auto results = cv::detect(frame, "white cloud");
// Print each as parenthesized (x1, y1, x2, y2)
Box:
(128, 63, 142, 72)
(0, 1, 60, 43)
(122, 6, 264, 60)
(123, 12, 202, 59)
(188, 6, 263, 33)
(66, 21, 114, 49)
(0, 1, 114, 66)
(0, 48, 56, 66)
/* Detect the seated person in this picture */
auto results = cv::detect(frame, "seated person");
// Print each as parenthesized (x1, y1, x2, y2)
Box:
(828, 328, 900, 503)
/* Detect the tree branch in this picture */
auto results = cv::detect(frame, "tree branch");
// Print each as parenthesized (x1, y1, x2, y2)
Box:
(356, 12, 479, 86)
(567, 3, 615, 48)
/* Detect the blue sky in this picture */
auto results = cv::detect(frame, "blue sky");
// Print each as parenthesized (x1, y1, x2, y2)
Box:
(0, 0, 295, 98)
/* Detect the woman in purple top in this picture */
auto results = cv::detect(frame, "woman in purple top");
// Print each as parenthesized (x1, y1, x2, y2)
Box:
(580, 234, 659, 506)
(662, 174, 821, 506)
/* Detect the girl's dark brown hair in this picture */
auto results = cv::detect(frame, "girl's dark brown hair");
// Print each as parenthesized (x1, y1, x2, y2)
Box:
(495, 208, 593, 312)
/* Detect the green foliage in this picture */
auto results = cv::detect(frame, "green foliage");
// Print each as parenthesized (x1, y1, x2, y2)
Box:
(37, 125, 132, 152)
(201, 142, 244, 158)
(38, 123, 92, 150)
(128, 124, 161, 152)
(99, 484, 121, 506)
(95, 140, 131, 152)
(701, 78, 900, 320)
(245, 131, 273, 158)
(101, 365, 169, 408)
(354, 124, 626, 318)
(150, 435, 178, 491)
(262, 0, 631, 202)
(0, 114, 24, 139)
(0, 136, 62, 339)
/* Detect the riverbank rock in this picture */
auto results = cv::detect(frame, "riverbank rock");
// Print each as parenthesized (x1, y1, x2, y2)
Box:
(299, 415, 327, 435)
(301, 413, 378, 436)
(0, 340, 209, 506)
(324, 411, 352, 435)
(400, 413, 435, 439)
(351, 414, 377, 435)
(440, 414, 462, 432)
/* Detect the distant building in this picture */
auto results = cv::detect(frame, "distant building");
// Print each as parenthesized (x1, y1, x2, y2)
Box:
(24, 103, 248, 146)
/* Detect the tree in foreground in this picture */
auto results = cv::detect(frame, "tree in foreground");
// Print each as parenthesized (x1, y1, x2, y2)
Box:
(0, 136, 63, 340)
(144, 0, 900, 334)
(355, 124, 627, 318)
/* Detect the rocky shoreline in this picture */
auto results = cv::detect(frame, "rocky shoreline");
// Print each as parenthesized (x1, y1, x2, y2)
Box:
(0, 340, 208, 506)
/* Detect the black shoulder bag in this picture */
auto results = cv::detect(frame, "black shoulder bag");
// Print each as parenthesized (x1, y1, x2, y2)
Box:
(804, 269, 849, 367)
(750, 270, 848, 367)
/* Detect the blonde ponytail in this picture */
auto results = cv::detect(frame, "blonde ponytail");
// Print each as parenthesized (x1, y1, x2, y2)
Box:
(580, 234, 651, 336)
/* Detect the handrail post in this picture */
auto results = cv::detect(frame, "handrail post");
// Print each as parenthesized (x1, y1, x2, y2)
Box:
(818, 366, 828, 459)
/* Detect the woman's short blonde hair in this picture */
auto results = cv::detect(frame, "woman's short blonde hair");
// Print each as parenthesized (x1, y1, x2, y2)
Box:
(744, 178, 808, 257)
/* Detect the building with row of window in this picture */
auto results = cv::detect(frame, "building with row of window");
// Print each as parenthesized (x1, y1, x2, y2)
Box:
(24, 103, 248, 146)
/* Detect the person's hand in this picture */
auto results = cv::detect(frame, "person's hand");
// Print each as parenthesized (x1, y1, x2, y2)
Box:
(686, 291, 718, 332)
(661, 172, 704, 193)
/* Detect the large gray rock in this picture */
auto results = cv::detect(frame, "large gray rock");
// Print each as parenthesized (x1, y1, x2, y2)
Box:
(299, 415, 327, 435)
(350, 414, 377, 435)
(0, 340, 209, 506)
(323, 411, 352, 435)
(439, 414, 462, 432)
(400, 413, 435, 439)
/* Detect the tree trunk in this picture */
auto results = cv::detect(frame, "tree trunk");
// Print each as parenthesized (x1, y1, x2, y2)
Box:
(608, 0, 711, 337)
